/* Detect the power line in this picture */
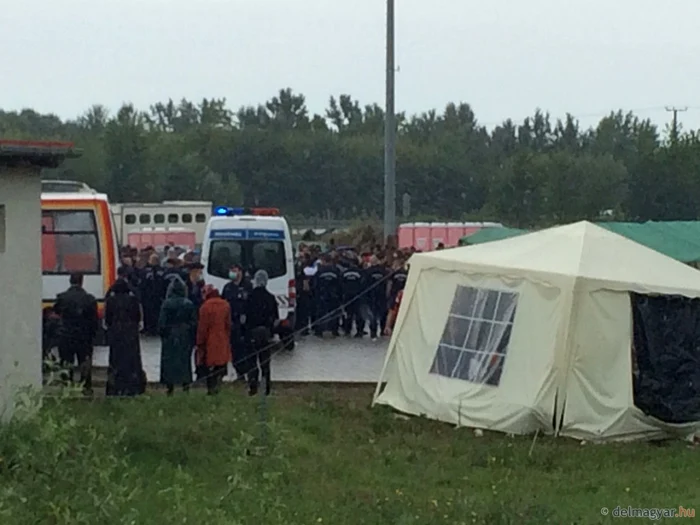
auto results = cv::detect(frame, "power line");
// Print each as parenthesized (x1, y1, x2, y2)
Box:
(476, 106, 676, 129)
(665, 106, 688, 139)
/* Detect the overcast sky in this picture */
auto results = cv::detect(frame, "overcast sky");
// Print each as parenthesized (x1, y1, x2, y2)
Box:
(3, 0, 700, 132)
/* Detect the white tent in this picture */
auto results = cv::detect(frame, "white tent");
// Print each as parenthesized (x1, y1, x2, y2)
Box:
(373, 221, 700, 441)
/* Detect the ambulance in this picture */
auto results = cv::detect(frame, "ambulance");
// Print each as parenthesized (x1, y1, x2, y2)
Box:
(201, 207, 296, 348)
(41, 183, 120, 320)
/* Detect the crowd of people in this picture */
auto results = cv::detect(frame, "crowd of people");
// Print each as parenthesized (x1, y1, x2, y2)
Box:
(293, 241, 413, 339)
(44, 239, 418, 398)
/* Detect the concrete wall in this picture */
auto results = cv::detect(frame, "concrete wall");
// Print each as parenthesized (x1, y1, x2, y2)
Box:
(0, 167, 42, 420)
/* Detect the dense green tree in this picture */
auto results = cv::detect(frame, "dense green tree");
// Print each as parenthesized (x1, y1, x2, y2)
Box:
(4, 89, 700, 226)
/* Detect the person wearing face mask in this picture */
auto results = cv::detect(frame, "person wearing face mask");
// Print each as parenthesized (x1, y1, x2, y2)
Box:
(222, 264, 251, 378)
(185, 262, 205, 310)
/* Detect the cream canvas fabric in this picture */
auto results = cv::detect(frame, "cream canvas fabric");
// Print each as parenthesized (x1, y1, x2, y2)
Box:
(373, 221, 700, 441)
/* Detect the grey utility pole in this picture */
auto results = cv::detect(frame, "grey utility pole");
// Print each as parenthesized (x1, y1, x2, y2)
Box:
(383, 0, 397, 244)
(665, 106, 687, 142)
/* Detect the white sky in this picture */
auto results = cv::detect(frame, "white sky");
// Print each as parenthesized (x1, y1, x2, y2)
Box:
(2, 0, 700, 131)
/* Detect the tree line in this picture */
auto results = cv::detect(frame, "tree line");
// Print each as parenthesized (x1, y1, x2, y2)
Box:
(1, 88, 698, 227)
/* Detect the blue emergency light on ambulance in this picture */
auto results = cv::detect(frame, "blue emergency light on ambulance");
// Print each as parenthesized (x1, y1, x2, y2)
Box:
(201, 205, 296, 350)
(212, 206, 280, 217)
(214, 206, 245, 216)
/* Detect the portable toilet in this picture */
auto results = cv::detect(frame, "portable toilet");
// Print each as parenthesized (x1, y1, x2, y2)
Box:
(412, 222, 431, 251)
(462, 221, 484, 238)
(446, 222, 466, 246)
(430, 222, 448, 249)
(398, 223, 415, 249)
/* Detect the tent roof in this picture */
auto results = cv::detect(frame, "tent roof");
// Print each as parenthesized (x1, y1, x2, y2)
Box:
(415, 220, 700, 296)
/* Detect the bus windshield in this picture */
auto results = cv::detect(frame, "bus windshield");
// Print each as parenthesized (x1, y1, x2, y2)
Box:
(42, 210, 101, 274)
(208, 240, 286, 280)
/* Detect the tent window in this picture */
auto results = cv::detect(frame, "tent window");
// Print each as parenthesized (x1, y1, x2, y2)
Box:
(430, 286, 518, 386)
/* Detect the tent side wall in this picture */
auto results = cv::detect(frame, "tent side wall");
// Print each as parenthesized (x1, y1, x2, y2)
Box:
(375, 264, 567, 435)
(558, 289, 641, 439)
(372, 258, 425, 401)
(559, 288, 700, 440)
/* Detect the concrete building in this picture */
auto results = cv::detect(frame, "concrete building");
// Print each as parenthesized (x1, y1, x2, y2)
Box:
(0, 140, 81, 419)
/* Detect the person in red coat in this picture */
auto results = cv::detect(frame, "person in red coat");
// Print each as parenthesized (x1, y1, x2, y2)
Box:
(196, 285, 232, 394)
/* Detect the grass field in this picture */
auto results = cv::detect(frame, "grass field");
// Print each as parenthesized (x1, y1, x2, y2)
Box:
(0, 384, 697, 524)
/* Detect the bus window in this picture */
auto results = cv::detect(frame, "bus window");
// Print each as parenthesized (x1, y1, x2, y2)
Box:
(182, 213, 193, 223)
(168, 213, 179, 224)
(154, 214, 165, 224)
(42, 210, 100, 274)
(195, 213, 207, 223)
(125, 214, 136, 224)
(139, 214, 151, 224)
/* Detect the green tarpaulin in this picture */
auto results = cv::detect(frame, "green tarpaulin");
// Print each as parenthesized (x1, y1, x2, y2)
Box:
(459, 221, 700, 263)
(459, 227, 527, 246)
(599, 222, 700, 263)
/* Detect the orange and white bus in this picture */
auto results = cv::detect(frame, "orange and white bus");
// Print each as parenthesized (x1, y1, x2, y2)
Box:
(41, 186, 120, 318)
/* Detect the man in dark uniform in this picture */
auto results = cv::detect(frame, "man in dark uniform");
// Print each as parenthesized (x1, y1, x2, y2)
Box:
(163, 257, 184, 288)
(118, 254, 141, 291)
(364, 255, 388, 341)
(53, 272, 99, 394)
(341, 256, 365, 337)
(312, 254, 342, 337)
(139, 253, 165, 336)
(185, 262, 205, 310)
(388, 258, 408, 318)
(222, 264, 251, 377)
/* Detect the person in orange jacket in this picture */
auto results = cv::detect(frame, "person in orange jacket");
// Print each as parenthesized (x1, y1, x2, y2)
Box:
(196, 285, 232, 394)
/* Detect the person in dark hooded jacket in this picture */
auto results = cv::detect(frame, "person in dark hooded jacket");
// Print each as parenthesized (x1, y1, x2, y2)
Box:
(222, 264, 252, 377)
(245, 270, 279, 396)
(104, 277, 146, 396)
(158, 277, 197, 395)
(54, 272, 99, 393)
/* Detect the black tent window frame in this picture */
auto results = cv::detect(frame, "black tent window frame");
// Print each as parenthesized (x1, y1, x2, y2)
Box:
(430, 285, 518, 387)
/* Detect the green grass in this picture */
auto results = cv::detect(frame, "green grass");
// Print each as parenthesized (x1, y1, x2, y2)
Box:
(0, 385, 697, 525)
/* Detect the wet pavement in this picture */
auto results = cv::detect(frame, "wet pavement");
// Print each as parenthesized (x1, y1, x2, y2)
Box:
(93, 335, 388, 383)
